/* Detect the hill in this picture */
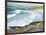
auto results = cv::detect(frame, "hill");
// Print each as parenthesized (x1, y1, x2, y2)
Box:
(8, 21, 43, 33)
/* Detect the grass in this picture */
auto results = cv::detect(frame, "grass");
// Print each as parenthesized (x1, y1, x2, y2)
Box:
(9, 21, 43, 33)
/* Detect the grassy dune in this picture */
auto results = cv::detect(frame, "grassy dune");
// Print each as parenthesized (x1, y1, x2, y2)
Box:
(9, 21, 43, 33)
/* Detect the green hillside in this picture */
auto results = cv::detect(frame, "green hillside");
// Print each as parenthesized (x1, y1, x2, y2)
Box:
(9, 21, 43, 33)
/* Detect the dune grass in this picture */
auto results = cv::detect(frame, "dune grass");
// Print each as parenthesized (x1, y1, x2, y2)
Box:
(10, 21, 43, 33)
